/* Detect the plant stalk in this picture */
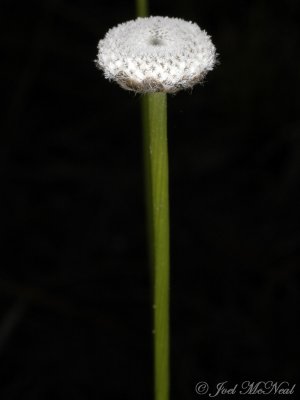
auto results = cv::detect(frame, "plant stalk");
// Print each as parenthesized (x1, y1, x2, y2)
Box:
(144, 93, 170, 400)
(135, 0, 148, 17)
(143, 93, 170, 400)
(135, 2, 170, 400)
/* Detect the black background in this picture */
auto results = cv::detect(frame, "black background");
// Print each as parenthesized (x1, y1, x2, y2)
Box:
(0, 0, 299, 399)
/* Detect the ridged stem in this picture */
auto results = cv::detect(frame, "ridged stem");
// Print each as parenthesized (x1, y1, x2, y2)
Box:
(136, 2, 170, 400)
(146, 92, 170, 400)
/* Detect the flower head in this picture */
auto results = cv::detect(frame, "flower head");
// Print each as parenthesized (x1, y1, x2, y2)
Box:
(96, 16, 216, 93)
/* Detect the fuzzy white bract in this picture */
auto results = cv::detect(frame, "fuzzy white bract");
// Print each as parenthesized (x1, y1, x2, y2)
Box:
(96, 16, 216, 93)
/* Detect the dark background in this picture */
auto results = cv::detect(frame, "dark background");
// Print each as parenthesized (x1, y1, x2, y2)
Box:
(1, 0, 299, 398)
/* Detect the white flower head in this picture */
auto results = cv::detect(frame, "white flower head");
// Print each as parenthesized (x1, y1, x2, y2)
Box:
(96, 16, 216, 93)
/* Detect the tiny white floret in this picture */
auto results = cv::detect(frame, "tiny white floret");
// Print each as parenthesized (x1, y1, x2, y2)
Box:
(96, 16, 217, 93)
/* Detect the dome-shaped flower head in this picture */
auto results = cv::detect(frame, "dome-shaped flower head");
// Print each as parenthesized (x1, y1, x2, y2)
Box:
(96, 16, 216, 93)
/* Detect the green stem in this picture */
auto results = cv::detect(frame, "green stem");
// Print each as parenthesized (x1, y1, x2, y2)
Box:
(135, 2, 170, 400)
(144, 93, 170, 400)
(135, 0, 148, 17)
(142, 95, 154, 276)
